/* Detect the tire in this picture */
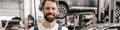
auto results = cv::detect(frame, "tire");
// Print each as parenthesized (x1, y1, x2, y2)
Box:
(115, 5, 120, 20)
(57, 4, 68, 19)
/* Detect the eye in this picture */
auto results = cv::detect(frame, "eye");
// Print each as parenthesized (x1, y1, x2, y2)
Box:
(52, 8, 55, 10)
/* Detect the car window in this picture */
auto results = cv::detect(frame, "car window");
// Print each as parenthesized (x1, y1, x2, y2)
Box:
(70, 0, 98, 7)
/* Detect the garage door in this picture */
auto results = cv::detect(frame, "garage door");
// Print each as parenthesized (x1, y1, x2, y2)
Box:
(0, 0, 20, 16)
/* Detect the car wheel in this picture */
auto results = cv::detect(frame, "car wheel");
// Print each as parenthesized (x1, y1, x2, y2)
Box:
(57, 4, 68, 19)
(115, 5, 120, 21)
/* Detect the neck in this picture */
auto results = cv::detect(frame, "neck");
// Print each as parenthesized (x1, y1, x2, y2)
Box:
(42, 20, 56, 28)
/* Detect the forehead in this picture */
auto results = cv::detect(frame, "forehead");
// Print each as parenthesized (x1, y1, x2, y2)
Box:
(44, 1, 57, 7)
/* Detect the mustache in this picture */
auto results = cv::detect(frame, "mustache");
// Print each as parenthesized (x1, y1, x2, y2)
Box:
(46, 13, 54, 16)
(45, 13, 57, 19)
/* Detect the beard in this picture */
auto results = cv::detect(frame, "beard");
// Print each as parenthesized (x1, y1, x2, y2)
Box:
(44, 13, 56, 23)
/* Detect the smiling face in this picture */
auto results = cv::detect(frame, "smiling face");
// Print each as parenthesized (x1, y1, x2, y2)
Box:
(42, 1, 58, 23)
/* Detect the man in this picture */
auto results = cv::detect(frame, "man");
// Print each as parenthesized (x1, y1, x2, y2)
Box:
(29, 0, 68, 30)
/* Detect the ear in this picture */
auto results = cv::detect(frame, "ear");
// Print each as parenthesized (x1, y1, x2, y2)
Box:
(41, 9, 44, 13)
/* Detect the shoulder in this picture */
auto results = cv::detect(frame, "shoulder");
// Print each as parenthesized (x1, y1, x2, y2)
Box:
(56, 23, 68, 30)
(29, 26, 34, 30)
(29, 23, 43, 30)
(62, 26, 68, 30)
(29, 25, 39, 30)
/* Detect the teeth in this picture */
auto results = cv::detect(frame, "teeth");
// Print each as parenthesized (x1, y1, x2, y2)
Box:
(48, 15, 53, 17)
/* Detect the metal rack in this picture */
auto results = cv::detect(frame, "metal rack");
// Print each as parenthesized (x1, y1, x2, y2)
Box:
(67, 8, 96, 30)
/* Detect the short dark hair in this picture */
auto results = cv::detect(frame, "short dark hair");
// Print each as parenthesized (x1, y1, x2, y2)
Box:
(39, 0, 58, 11)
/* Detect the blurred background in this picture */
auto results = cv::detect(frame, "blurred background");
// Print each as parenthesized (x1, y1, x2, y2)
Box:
(0, 0, 120, 30)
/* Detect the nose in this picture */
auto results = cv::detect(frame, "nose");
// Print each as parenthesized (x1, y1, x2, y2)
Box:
(48, 8, 53, 13)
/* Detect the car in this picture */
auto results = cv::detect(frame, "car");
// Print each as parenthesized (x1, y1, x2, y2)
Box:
(80, 23, 120, 30)
(57, 0, 98, 19)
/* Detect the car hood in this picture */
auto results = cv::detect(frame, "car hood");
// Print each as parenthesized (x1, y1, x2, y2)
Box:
(80, 23, 120, 30)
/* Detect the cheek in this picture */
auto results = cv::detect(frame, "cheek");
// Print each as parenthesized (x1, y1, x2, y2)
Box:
(54, 10, 58, 15)
(42, 10, 47, 15)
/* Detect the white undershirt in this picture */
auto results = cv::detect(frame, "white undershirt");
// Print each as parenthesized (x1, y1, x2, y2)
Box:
(29, 22, 68, 30)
